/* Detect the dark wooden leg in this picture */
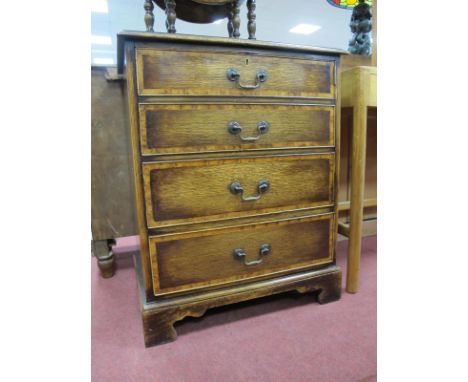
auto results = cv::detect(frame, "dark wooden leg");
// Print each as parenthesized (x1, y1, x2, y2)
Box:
(143, 306, 207, 347)
(232, 1, 241, 38)
(316, 271, 342, 303)
(227, 7, 234, 37)
(294, 268, 342, 304)
(144, 0, 155, 32)
(92, 239, 116, 278)
(143, 310, 177, 346)
(165, 0, 176, 33)
(247, 0, 256, 39)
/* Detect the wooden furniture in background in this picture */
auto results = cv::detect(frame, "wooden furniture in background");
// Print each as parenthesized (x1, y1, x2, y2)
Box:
(145, 0, 257, 39)
(338, 66, 377, 293)
(91, 67, 137, 277)
(117, 31, 345, 346)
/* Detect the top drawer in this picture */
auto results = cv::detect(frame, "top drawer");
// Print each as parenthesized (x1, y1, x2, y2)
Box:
(135, 48, 336, 99)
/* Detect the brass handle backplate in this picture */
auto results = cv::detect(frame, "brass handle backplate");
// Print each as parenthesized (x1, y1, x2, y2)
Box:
(228, 120, 270, 141)
(233, 244, 271, 266)
(226, 68, 268, 89)
(229, 180, 270, 201)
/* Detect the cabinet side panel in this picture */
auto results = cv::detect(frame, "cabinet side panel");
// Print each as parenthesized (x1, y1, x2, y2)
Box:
(126, 43, 154, 299)
(333, 57, 342, 262)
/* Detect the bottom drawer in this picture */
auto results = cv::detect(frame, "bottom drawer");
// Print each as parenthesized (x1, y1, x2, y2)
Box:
(149, 213, 335, 296)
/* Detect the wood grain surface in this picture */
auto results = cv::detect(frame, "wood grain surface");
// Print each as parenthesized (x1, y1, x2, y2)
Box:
(139, 104, 335, 154)
(126, 45, 154, 297)
(142, 153, 335, 227)
(149, 213, 335, 295)
(91, 67, 137, 239)
(136, 48, 335, 98)
(117, 32, 347, 75)
(119, 34, 344, 335)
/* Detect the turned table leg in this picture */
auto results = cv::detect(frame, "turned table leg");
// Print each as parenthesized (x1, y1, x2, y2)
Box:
(247, 0, 256, 39)
(165, 0, 176, 33)
(144, 0, 155, 32)
(232, 1, 241, 38)
(92, 239, 116, 278)
(227, 6, 234, 37)
(346, 105, 368, 293)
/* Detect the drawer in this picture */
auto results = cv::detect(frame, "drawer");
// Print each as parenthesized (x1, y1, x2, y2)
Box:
(139, 104, 335, 155)
(143, 153, 335, 227)
(136, 48, 335, 98)
(149, 213, 335, 295)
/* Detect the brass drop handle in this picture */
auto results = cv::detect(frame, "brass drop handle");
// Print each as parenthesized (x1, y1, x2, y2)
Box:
(233, 244, 271, 266)
(228, 120, 270, 142)
(226, 68, 268, 89)
(229, 180, 270, 201)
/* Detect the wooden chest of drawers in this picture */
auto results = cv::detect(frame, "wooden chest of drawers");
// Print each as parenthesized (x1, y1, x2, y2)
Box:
(117, 32, 345, 346)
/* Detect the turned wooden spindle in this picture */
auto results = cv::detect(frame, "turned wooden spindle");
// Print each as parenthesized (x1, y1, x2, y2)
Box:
(247, 0, 256, 39)
(232, 1, 241, 38)
(165, 0, 176, 33)
(227, 6, 234, 37)
(144, 0, 155, 32)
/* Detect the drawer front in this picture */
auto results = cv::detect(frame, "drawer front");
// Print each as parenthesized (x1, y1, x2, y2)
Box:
(136, 48, 335, 98)
(149, 214, 335, 295)
(139, 104, 335, 155)
(143, 154, 335, 227)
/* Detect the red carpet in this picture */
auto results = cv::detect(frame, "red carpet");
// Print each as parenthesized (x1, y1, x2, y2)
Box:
(92, 236, 376, 382)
